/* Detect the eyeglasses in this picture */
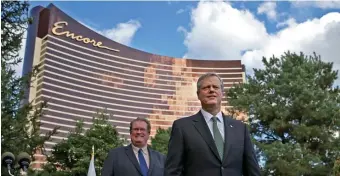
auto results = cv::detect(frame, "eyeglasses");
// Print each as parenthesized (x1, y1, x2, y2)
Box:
(132, 128, 147, 132)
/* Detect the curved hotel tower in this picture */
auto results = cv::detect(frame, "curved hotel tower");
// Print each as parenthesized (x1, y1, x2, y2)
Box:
(23, 4, 246, 163)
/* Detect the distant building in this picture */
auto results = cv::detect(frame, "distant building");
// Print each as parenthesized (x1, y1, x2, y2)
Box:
(23, 4, 246, 168)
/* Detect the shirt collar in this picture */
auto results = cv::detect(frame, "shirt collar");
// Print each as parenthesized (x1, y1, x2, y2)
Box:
(131, 143, 148, 155)
(200, 108, 223, 124)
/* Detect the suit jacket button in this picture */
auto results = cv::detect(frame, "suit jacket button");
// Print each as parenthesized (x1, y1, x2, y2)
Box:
(221, 167, 224, 170)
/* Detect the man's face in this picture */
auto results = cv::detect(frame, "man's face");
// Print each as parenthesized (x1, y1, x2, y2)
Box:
(197, 76, 223, 107)
(130, 121, 149, 148)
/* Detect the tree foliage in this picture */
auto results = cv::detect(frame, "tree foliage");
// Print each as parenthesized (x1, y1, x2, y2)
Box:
(227, 51, 340, 176)
(1, 1, 56, 175)
(333, 158, 340, 176)
(151, 128, 171, 155)
(32, 112, 127, 176)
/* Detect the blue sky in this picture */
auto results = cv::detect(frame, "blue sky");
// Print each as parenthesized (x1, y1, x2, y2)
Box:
(19, 1, 340, 85)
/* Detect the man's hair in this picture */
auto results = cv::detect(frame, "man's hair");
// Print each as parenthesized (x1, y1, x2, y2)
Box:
(129, 117, 151, 134)
(197, 72, 224, 92)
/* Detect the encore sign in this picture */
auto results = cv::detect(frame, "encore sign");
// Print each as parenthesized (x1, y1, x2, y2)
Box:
(51, 21, 120, 52)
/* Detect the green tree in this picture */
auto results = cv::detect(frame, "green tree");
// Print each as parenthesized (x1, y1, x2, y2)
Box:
(333, 158, 340, 176)
(151, 127, 171, 155)
(227, 51, 340, 176)
(33, 112, 127, 176)
(1, 1, 56, 175)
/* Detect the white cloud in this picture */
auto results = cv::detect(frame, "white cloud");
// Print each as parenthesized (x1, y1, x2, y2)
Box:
(181, 1, 267, 61)
(176, 9, 185, 14)
(276, 17, 297, 28)
(291, 1, 340, 9)
(79, 19, 141, 46)
(177, 26, 187, 36)
(184, 2, 267, 59)
(181, 1, 340, 86)
(176, 5, 193, 15)
(243, 12, 340, 75)
(257, 2, 277, 21)
(99, 20, 141, 46)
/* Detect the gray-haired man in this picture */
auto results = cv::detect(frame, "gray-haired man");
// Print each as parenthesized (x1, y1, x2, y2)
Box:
(164, 72, 261, 176)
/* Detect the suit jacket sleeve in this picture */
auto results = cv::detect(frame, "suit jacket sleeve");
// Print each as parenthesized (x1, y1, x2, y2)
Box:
(164, 120, 184, 176)
(102, 150, 115, 176)
(242, 124, 261, 176)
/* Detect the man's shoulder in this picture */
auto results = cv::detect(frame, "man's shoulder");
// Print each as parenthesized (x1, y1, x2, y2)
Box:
(173, 113, 199, 124)
(108, 145, 128, 154)
(150, 149, 165, 157)
(149, 148, 166, 161)
(225, 115, 242, 122)
(224, 115, 247, 128)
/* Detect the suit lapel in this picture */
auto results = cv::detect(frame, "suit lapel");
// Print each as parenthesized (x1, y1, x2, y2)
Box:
(193, 111, 221, 161)
(125, 145, 142, 175)
(222, 115, 232, 164)
(147, 148, 155, 176)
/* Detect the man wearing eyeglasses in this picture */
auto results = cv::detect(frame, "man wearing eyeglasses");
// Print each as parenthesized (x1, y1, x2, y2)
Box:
(102, 117, 166, 176)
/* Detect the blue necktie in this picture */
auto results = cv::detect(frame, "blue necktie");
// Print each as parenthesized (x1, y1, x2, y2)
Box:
(138, 149, 148, 176)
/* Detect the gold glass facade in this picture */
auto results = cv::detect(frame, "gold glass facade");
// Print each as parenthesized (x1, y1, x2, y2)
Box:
(23, 4, 246, 167)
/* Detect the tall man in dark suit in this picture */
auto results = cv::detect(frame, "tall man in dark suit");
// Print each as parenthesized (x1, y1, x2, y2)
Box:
(102, 117, 166, 176)
(164, 72, 261, 176)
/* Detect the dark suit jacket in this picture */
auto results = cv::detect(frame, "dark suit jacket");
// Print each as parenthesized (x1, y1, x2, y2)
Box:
(164, 111, 261, 176)
(102, 144, 166, 176)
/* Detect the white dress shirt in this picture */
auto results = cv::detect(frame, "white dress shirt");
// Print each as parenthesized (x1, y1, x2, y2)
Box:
(131, 144, 150, 168)
(201, 108, 225, 141)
